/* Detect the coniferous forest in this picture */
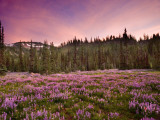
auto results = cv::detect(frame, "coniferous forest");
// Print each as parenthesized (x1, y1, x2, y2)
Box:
(0, 21, 160, 75)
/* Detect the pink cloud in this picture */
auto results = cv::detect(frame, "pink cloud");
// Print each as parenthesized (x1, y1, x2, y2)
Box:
(0, 0, 160, 45)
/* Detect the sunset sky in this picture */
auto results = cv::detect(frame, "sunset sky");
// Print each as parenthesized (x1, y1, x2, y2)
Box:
(0, 0, 160, 46)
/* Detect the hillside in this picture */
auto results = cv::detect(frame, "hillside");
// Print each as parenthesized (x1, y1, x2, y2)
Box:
(6, 41, 44, 49)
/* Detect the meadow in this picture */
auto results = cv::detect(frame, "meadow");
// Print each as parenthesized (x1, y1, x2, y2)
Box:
(0, 70, 159, 120)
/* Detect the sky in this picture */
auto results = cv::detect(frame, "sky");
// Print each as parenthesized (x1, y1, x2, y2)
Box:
(0, 0, 160, 46)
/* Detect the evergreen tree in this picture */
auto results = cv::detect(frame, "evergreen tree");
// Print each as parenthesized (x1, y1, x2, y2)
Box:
(98, 42, 102, 69)
(50, 42, 56, 73)
(119, 28, 129, 69)
(85, 46, 89, 71)
(19, 41, 25, 71)
(11, 56, 15, 72)
(33, 47, 39, 73)
(29, 40, 34, 73)
(119, 39, 125, 69)
(23, 52, 29, 71)
(0, 21, 7, 75)
(5, 51, 11, 71)
(73, 36, 77, 70)
(41, 41, 50, 74)
(80, 46, 85, 70)
(0, 21, 3, 66)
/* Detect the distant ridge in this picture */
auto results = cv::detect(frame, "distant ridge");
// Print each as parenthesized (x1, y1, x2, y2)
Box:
(5, 41, 44, 49)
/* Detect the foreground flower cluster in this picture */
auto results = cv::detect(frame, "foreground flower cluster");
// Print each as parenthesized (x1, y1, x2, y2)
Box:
(0, 69, 159, 120)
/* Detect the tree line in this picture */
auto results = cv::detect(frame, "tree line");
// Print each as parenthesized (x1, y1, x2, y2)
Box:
(0, 21, 160, 75)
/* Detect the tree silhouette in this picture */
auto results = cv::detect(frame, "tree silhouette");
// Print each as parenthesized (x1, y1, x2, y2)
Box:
(19, 40, 25, 71)
(29, 40, 34, 73)
(0, 21, 6, 75)
(123, 28, 127, 39)
(41, 40, 50, 74)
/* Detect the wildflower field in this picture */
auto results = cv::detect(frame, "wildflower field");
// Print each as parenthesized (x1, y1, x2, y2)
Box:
(0, 70, 160, 120)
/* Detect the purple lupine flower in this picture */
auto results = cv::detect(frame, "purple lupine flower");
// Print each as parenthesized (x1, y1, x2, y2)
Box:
(31, 112, 34, 120)
(2, 112, 7, 120)
(25, 113, 29, 120)
(1, 98, 17, 109)
(109, 112, 119, 118)
(141, 117, 155, 120)
(37, 110, 43, 117)
(85, 111, 91, 118)
(87, 104, 94, 109)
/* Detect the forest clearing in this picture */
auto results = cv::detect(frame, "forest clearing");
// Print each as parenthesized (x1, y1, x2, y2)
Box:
(0, 1, 160, 120)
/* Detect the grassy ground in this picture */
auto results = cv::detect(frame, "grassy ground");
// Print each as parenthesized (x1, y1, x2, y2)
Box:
(0, 70, 160, 120)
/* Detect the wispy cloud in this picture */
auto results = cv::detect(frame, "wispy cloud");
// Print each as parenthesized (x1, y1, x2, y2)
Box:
(0, 0, 160, 45)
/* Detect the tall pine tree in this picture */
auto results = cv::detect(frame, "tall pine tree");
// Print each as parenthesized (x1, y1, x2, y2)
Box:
(0, 21, 7, 75)
(29, 40, 34, 73)
(41, 40, 50, 74)
(50, 42, 56, 73)
(19, 41, 24, 71)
